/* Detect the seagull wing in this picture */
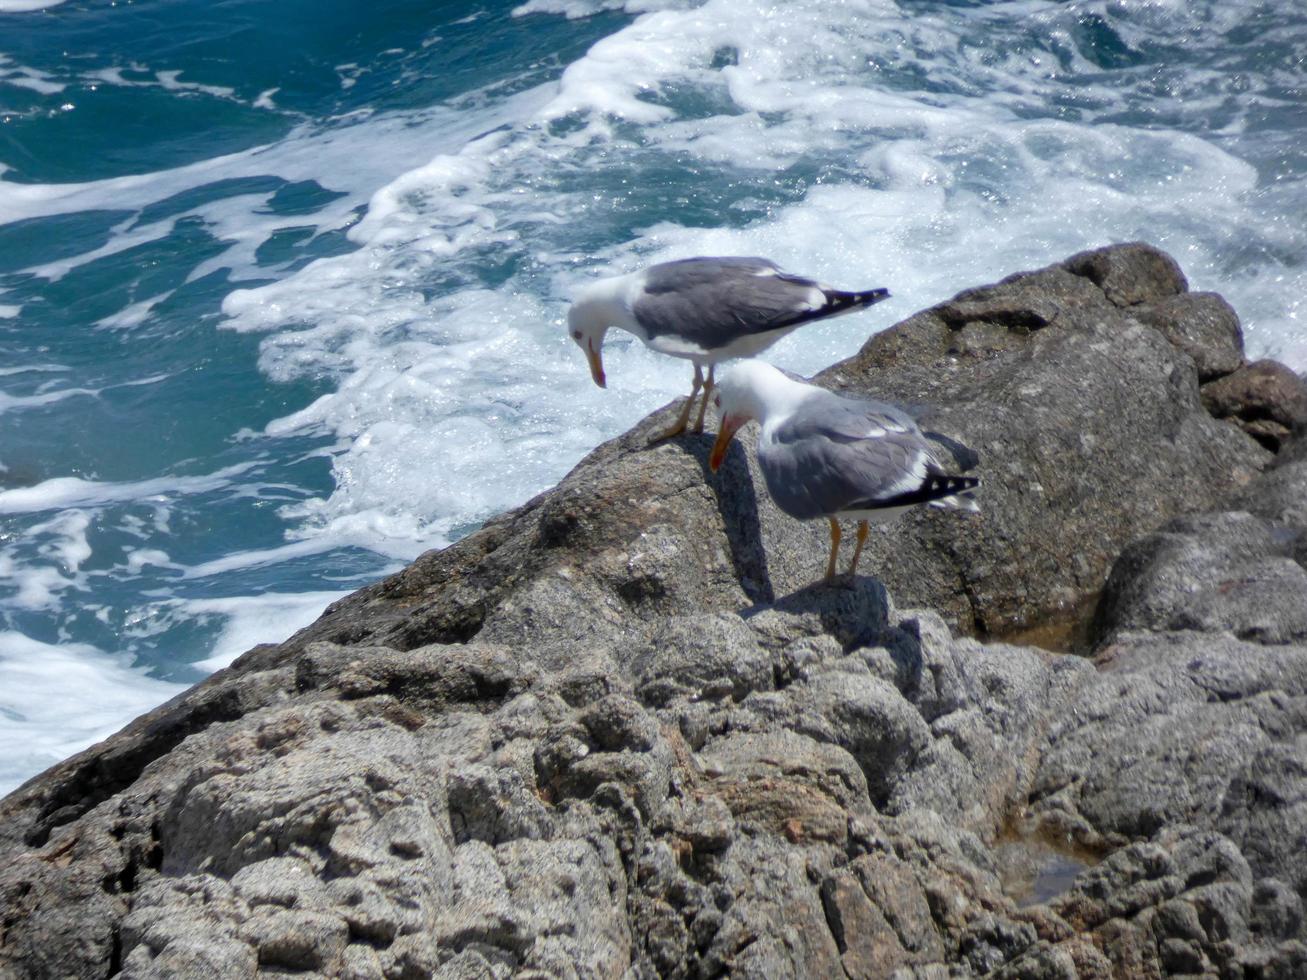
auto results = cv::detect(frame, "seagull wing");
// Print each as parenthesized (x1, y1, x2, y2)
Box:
(631, 257, 836, 351)
(760, 393, 977, 519)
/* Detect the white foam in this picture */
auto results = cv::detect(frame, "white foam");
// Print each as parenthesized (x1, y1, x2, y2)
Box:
(513, 0, 685, 19)
(95, 294, 166, 330)
(84, 66, 236, 101)
(0, 509, 92, 610)
(111, 372, 172, 389)
(28, 509, 92, 573)
(0, 105, 473, 268)
(0, 463, 254, 515)
(0, 305, 21, 318)
(0, 363, 65, 376)
(0, 631, 184, 797)
(183, 591, 349, 671)
(0, 385, 98, 413)
(0, 0, 65, 11)
(335, 63, 364, 90)
(155, 70, 236, 100)
(123, 548, 174, 574)
(181, 530, 407, 579)
(514, 0, 632, 19)
(0, 557, 75, 610)
(0, 71, 64, 95)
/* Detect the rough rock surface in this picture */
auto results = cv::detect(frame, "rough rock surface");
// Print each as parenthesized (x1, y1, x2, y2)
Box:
(1135, 292, 1244, 381)
(213, 240, 1263, 655)
(1092, 511, 1307, 645)
(3, 244, 1306, 979)
(1201, 360, 1307, 452)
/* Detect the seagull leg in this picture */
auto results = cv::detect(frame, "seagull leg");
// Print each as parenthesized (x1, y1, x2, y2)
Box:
(692, 364, 715, 434)
(824, 518, 842, 580)
(648, 364, 702, 444)
(848, 520, 869, 576)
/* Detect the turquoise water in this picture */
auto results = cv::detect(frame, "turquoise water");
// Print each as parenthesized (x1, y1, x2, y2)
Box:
(2, 0, 1305, 793)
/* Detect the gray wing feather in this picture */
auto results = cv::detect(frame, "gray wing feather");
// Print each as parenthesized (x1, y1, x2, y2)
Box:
(777, 392, 916, 442)
(759, 393, 958, 520)
(633, 257, 823, 349)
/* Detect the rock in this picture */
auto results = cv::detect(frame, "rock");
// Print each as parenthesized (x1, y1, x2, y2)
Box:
(1092, 511, 1307, 646)
(3, 243, 1307, 979)
(1013, 641, 1307, 975)
(880, 621, 1094, 834)
(1061, 241, 1188, 306)
(157, 242, 1266, 656)
(1240, 440, 1307, 533)
(1202, 359, 1307, 451)
(629, 612, 774, 707)
(0, 578, 1079, 979)
(816, 241, 1265, 636)
(1090, 412, 1307, 646)
(1030, 629, 1307, 866)
(1135, 291, 1244, 380)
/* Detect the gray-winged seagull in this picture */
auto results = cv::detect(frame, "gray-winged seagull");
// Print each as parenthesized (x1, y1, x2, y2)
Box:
(567, 256, 890, 441)
(708, 359, 979, 579)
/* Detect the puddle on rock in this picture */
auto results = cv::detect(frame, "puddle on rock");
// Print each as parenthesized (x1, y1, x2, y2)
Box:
(989, 592, 1102, 656)
(994, 820, 1102, 907)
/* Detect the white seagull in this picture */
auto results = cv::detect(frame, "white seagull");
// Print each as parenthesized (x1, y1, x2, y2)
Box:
(708, 360, 980, 579)
(567, 256, 890, 442)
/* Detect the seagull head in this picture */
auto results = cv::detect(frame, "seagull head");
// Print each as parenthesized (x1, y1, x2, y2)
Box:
(709, 360, 776, 471)
(567, 301, 610, 388)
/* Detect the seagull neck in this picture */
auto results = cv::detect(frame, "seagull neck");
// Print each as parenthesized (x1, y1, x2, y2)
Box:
(756, 372, 817, 428)
(575, 276, 642, 340)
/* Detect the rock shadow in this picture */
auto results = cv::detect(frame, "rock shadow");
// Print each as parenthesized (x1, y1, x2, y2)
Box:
(741, 576, 891, 651)
(663, 431, 775, 605)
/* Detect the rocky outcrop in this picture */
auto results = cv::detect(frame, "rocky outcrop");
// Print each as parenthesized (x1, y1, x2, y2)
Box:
(821, 242, 1266, 637)
(3, 244, 1306, 979)
(1092, 511, 1307, 645)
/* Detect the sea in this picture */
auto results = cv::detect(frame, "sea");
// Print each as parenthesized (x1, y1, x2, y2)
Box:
(1, 0, 1304, 795)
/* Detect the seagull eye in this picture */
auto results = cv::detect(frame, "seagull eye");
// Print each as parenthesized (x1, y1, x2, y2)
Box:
(571, 330, 583, 341)
(713, 394, 721, 407)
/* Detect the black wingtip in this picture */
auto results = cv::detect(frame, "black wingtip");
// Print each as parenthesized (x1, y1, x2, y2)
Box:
(850, 472, 979, 511)
(940, 474, 980, 494)
(827, 287, 890, 310)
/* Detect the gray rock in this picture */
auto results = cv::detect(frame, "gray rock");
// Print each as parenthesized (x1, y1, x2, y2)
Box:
(629, 612, 774, 707)
(1202, 359, 1307, 451)
(1135, 291, 1244, 380)
(883, 618, 1095, 835)
(1240, 440, 1307, 532)
(1025, 826, 1263, 977)
(1061, 240, 1189, 306)
(170, 242, 1264, 662)
(1093, 511, 1307, 645)
(1031, 630, 1307, 846)
(815, 242, 1265, 636)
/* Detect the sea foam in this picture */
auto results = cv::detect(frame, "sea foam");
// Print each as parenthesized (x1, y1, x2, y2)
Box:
(0, 632, 184, 797)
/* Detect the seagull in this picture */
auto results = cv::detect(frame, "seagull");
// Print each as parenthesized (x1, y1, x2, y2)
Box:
(567, 257, 890, 442)
(708, 359, 979, 579)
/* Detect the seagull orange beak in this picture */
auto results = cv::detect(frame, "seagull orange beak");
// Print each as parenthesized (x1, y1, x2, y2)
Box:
(709, 414, 745, 472)
(586, 341, 606, 388)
